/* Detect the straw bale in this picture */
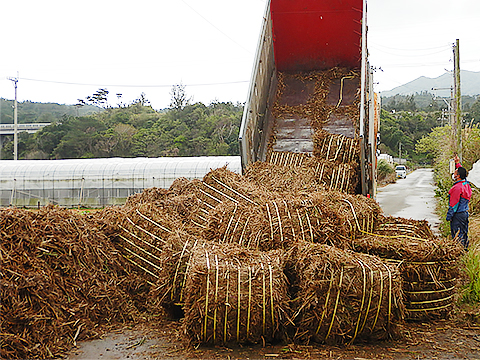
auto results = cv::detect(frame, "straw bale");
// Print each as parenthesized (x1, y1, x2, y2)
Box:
(290, 242, 404, 345)
(354, 218, 462, 262)
(95, 202, 184, 282)
(313, 130, 360, 165)
(0, 206, 148, 360)
(244, 160, 325, 196)
(304, 191, 383, 247)
(203, 196, 337, 251)
(398, 259, 460, 320)
(203, 202, 267, 250)
(374, 215, 436, 239)
(204, 191, 382, 251)
(150, 231, 207, 313)
(350, 216, 463, 320)
(183, 243, 290, 346)
(247, 155, 359, 195)
(202, 166, 266, 204)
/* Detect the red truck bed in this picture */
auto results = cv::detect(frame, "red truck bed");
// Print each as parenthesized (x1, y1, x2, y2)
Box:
(271, 0, 363, 72)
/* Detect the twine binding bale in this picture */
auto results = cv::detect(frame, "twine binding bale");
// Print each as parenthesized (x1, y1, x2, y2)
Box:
(290, 242, 404, 345)
(183, 243, 290, 346)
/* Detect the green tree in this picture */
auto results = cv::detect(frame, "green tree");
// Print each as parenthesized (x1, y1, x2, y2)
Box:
(169, 84, 191, 110)
(77, 88, 110, 109)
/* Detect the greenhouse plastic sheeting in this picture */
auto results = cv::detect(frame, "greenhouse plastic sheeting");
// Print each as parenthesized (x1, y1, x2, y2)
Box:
(0, 157, 241, 208)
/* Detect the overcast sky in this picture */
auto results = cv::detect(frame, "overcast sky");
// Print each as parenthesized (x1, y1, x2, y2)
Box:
(1, 0, 479, 110)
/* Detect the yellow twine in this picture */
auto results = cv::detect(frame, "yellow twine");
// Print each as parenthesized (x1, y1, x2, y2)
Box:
(326, 267, 344, 340)
(315, 270, 334, 335)
(203, 250, 211, 342)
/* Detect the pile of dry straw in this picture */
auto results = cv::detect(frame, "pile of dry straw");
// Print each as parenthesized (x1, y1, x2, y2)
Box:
(0, 68, 464, 359)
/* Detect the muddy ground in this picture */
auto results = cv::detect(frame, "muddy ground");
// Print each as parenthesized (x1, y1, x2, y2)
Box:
(66, 314, 480, 360)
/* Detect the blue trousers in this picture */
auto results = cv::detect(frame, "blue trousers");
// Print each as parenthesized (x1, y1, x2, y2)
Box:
(450, 211, 469, 249)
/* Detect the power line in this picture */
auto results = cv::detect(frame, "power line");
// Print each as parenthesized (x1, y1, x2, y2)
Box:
(10, 77, 249, 88)
(370, 45, 451, 58)
(369, 43, 451, 52)
(180, 0, 252, 54)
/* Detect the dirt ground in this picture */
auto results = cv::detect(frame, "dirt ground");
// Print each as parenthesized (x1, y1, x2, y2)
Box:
(66, 313, 480, 360)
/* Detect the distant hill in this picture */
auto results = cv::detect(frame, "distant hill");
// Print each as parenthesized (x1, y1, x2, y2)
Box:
(0, 99, 101, 124)
(380, 70, 480, 98)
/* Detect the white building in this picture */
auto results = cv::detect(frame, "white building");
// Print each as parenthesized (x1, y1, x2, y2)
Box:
(0, 157, 241, 208)
(378, 154, 393, 164)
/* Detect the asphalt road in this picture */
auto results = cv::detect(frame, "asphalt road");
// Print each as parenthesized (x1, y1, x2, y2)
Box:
(376, 168, 441, 234)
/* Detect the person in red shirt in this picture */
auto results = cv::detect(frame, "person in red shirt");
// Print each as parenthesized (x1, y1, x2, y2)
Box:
(446, 155, 472, 249)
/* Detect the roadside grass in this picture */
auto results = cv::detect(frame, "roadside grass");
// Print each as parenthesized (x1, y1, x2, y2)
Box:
(461, 215, 480, 304)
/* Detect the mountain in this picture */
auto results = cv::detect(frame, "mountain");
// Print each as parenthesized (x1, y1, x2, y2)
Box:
(380, 70, 480, 98)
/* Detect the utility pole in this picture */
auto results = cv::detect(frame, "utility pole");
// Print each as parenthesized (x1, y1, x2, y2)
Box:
(399, 142, 402, 163)
(453, 39, 462, 162)
(8, 74, 19, 160)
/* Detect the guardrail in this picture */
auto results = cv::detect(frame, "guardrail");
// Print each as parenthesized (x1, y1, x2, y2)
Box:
(0, 123, 51, 134)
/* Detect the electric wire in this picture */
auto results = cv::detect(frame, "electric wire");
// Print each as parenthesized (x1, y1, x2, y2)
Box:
(180, 0, 252, 54)
(6, 77, 249, 88)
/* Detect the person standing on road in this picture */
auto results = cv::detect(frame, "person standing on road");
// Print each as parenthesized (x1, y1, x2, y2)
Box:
(446, 155, 472, 249)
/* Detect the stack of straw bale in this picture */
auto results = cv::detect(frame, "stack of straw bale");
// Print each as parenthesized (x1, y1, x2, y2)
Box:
(289, 242, 404, 344)
(1, 64, 464, 356)
(183, 243, 290, 346)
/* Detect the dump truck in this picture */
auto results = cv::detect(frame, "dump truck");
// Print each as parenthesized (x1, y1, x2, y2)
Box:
(239, 0, 379, 197)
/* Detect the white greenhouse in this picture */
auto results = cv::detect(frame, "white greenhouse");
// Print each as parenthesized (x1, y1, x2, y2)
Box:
(0, 157, 241, 208)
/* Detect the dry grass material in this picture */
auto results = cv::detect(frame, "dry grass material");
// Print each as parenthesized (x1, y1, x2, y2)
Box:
(272, 68, 360, 133)
(0, 206, 150, 360)
(290, 242, 404, 345)
(350, 216, 463, 321)
(183, 243, 290, 346)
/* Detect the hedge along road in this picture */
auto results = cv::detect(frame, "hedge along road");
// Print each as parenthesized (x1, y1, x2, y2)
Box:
(376, 168, 441, 234)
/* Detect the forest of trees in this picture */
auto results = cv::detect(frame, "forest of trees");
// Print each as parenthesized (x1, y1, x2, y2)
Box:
(378, 93, 480, 163)
(1, 89, 479, 163)
(0, 89, 243, 160)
